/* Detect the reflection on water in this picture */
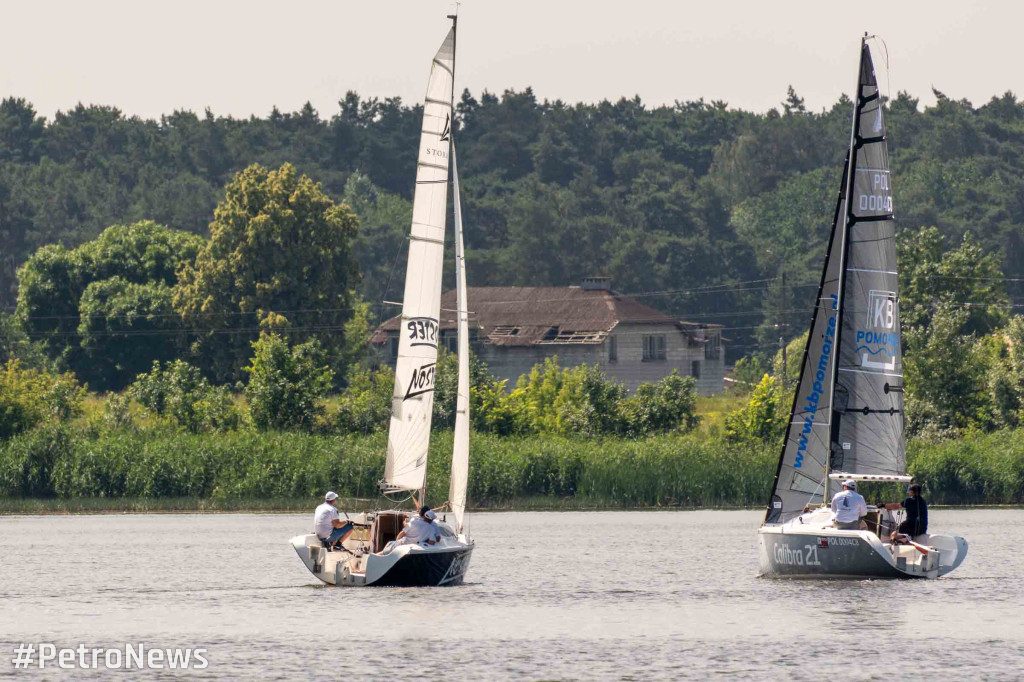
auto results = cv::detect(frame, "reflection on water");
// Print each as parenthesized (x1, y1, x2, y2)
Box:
(0, 510, 1021, 679)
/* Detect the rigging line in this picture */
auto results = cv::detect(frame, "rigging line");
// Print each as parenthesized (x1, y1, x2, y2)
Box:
(378, 234, 408, 320)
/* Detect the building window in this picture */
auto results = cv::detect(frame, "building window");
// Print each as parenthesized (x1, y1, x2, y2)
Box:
(388, 333, 399, 359)
(642, 334, 666, 362)
(691, 360, 701, 379)
(444, 332, 458, 354)
(608, 336, 618, 363)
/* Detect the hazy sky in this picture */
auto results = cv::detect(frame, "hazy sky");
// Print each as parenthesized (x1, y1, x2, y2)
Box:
(0, 0, 1017, 121)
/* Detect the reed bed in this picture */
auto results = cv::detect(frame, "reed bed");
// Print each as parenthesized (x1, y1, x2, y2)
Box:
(1, 425, 1023, 508)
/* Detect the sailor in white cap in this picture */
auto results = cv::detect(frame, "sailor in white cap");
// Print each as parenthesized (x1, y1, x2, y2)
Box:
(830, 479, 868, 530)
(314, 491, 353, 550)
(395, 504, 443, 547)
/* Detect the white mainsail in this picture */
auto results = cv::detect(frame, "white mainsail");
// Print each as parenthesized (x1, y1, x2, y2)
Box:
(383, 28, 456, 492)
(449, 142, 470, 531)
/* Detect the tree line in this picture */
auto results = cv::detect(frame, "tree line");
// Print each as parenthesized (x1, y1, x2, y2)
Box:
(5, 86, 1024, 360)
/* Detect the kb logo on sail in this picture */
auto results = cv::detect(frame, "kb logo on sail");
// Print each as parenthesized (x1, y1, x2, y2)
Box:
(856, 290, 898, 371)
(867, 290, 896, 330)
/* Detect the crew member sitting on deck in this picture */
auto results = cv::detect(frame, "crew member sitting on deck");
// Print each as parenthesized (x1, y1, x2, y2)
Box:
(314, 491, 353, 551)
(396, 505, 442, 547)
(831, 479, 867, 530)
(886, 483, 928, 541)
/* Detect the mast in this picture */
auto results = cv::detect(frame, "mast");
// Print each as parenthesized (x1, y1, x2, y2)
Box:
(450, 142, 470, 533)
(825, 35, 867, 500)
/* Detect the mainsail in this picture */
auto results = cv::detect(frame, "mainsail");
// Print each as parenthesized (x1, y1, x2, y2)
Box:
(383, 27, 456, 492)
(449, 143, 470, 531)
(831, 41, 904, 481)
(765, 39, 902, 523)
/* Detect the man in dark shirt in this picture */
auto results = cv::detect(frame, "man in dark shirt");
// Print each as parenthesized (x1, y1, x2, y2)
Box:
(886, 483, 928, 539)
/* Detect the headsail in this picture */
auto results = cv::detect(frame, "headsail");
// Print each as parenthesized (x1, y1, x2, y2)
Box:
(449, 143, 470, 531)
(765, 154, 847, 523)
(831, 41, 904, 481)
(383, 27, 456, 492)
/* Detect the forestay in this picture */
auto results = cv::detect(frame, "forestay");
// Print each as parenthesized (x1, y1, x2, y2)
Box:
(383, 28, 456, 492)
(449, 143, 470, 531)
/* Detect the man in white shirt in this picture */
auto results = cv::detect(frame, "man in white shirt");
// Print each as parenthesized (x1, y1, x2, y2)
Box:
(831, 479, 868, 530)
(314, 491, 353, 550)
(396, 507, 442, 547)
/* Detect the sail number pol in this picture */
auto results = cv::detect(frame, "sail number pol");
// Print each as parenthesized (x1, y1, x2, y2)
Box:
(858, 172, 892, 213)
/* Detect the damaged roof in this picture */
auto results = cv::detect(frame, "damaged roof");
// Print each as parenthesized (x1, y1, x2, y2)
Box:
(374, 286, 721, 347)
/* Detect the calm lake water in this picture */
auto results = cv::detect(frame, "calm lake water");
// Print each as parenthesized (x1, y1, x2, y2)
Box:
(1, 510, 1021, 679)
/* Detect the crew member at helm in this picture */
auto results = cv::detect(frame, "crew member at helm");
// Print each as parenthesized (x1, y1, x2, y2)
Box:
(314, 491, 354, 551)
(831, 479, 867, 530)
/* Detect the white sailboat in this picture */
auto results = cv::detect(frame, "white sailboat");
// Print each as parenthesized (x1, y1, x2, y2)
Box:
(757, 36, 968, 579)
(290, 16, 474, 587)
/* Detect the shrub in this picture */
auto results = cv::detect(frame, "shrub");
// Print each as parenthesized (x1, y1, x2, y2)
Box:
(245, 333, 334, 431)
(0, 359, 85, 439)
(130, 360, 238, 433)
(723, 373, 786, 445)
(618, 370, 700, 437)
(103, 393, 135, 431)
(335, 365, 394, 434)
(0, 424, 75, 497)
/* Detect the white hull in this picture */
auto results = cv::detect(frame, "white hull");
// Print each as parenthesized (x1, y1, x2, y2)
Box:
(291, 511, 473, 587)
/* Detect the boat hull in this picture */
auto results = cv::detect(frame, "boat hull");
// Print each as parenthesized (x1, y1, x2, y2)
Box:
(290, 532, 473, 588)
(758, 526, 917, 579)
(758, 523, 966, 579)
(370, 544, 473, 587)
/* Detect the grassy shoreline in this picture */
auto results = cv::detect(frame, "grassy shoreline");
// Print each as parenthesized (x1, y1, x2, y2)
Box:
(1, 497, 1022, 515)
(4, 422, 1024, 511)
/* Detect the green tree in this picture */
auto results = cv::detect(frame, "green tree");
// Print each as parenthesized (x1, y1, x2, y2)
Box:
(904, 306, 990, 434)
(77, 278, 183, 390)
(334, 365, 395, 434)
(0, 312, 47, 369)
(174, 163, 360, 383)
(15, 221, 202, 376)
(899, 226, 1008, 342)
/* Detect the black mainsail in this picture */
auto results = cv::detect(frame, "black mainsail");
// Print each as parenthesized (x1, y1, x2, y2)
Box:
(765, 38, 903, 523)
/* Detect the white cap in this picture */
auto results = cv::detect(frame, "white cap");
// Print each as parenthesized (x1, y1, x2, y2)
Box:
(844, 479, 856, 489)
(424, 509, 437, 520)
(325, 491, 339, 501)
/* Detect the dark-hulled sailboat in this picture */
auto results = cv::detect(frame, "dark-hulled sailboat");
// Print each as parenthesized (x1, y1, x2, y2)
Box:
(290, 15, 474, 587)
(757, 36, 968, 579)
